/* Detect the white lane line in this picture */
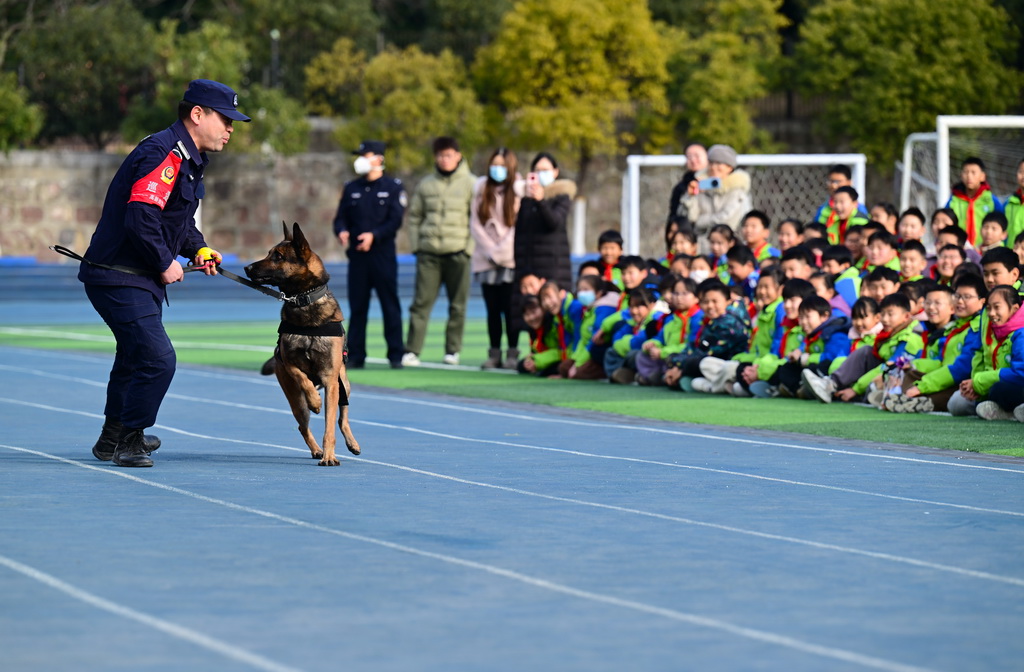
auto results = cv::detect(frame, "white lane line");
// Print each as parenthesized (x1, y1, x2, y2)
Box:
(0, 553, 303, 672)
(0, 442, 936, 672)
(6, 352, 1024, 474)
(3, 398, 1023, 589)
(2, 391, 1020, 520)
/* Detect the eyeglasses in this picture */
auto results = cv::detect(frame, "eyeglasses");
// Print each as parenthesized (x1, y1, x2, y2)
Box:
(953, 294, 979, 302)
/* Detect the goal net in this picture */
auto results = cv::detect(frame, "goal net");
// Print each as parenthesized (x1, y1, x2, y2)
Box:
(622, 154, 867, 258)
(897, 116, 1024, 215)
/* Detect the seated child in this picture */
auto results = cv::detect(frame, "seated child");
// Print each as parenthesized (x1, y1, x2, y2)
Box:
(730, 278, 815, 397)
(708, 224, 737, 283)
(934, 223, 982, 266)
(884, 277, 983, 413)
(661, 228, 699, 267)
(518, 295, 563, 377)
(780, 245, 816, 280)
(577, 260, 602, 278)
(688, 254, 714, 285)
(803, 220, 828, 241)
(803, 292, 923, 403)
(567, 274, 622, 380)
(861, 266, 901, 304)
(930, 244, 966, 285)
(635, 276, 703, 386)
(821, 244, 861, 308)
(1014, 231, 1024, 266)
(899, 240, 928, 282)
(980, 246, 1022, 294)
(698, 266, 786, 395)
(777, 218, 805, 252)
(861, 230, 902, 276)
(590, 255, 659, 356)
(811, 270, 850, 317)
(843, 224, 866, 269)
(740, 209, 780, 264)
(538, 280, 579, 377)
(726, 244, 760, 304)
(978, 212, 1008, 254)
(519, 271, 546, 298)
(663, 280, 751, 391)
(605, 287, 658, 384)
(929, 209, 959, 255)
(783, 295, 851, 397)
(597, 229, 625, 289)
(899, 279, 931, 327)
(897, 207, 927, 244)
(871, 201, 899, 234)
(969, 285, 1024, 421)
(668, 253, 693, 278)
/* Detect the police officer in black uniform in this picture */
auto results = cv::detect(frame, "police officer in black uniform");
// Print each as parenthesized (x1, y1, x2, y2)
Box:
(333, 141, 406, 368)
(79, 79, 249, 467)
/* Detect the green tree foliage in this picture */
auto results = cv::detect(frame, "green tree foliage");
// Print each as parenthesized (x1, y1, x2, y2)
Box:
(0, 71, 42, 151)
(376, 0, 511, 63)
(14, 0, 156, 148)
(210, 0, 379, 101)
(796, 0, 1022, 166)
(119, 20, 307, 155)
(328, 45, 485, 173)
(304, 37, 367, 118)
(661, 0, 787, 152)
(472, 0, 668, 185)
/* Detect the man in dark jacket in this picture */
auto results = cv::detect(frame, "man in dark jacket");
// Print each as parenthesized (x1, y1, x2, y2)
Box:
(79, 79, 248, 467)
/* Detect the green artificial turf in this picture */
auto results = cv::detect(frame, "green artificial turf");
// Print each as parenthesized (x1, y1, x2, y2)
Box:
(3, 321, 1022, 457)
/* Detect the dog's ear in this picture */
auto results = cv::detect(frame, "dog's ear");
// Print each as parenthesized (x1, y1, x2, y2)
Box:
(291, 222, 311, 255)
(282, 221, 291, 241)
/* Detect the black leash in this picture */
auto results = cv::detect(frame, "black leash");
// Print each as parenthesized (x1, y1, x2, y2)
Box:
(50, 244, 289, 302)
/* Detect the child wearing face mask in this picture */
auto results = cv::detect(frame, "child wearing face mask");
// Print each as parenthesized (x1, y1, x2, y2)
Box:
(634, 275, 703, 385)
(604, 287, 659, 384)
(567, 274, 621, 380)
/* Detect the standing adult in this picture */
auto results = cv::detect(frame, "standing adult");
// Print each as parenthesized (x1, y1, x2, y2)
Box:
(79, 78, 247, 467)
(678, 144, 752, 248)
(401, 137, 476, 366)
(471, 147, 524, 368)
(667, 142, 709, 230)
(333, 140, 406, 369)
(514, 151, 576, 296)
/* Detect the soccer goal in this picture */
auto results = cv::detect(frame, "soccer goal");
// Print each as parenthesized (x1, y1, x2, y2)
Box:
(621, 153, 867, 257)
(897, 116, 1024, 213)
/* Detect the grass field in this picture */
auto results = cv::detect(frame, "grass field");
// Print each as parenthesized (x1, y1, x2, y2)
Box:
(2, 319, 1022, 457)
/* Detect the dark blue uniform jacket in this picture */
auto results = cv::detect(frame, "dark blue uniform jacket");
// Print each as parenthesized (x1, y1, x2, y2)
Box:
(332, 174, 405, 256)
(78, 120, 209, 301)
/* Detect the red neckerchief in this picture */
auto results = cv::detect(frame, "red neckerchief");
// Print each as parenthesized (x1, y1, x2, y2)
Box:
(825, 201, 838, 243)
(602, 262, 616, 282)
(951, 182, 992, 244)
(678, 304, 701, 343)
(985, 320, 1007, 370)
(556, 310, 569, 360)
(752, 241, 769, 259)
(664, 251, 675, 264)
(838, 216, 850, 243)
(870, 323, 908, 360)
(805, 327, 823, 350)
(777, 317, 799, 358)
(532, 326, 548, 353)
(694, 316, 712, 344)
(940, 319, 972, 362)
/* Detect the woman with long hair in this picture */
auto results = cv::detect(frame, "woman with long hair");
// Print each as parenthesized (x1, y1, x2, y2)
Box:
(470, 147, 524, 368)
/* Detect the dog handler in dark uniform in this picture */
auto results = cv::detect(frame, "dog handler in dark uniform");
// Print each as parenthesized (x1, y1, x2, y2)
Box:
(333, 140, 406, 368)
(79, 79, 249, 467)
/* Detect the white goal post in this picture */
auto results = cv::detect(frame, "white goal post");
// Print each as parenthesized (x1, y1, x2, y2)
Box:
(622, 153, 867, 255)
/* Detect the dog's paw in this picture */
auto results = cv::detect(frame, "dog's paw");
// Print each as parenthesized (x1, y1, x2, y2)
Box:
(346, 442, 361, 456)
(311, 451, 323, 460)
(318, 456, 340, 466)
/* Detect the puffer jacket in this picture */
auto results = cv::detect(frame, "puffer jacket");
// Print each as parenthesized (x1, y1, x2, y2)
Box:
(514, 178, 576, 290)
(406, 160, 476, 255)
(680, 168, 752, 236)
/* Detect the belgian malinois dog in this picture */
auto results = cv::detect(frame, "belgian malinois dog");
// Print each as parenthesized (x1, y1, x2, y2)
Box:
(245, 222, 359, 466)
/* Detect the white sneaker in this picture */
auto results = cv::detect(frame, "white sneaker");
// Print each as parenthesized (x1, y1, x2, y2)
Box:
(976, 401, 1015, 421)
(442, 353, 460, 366)
(866, 388, 886, 409)
(802, 368, 836, 404)
(1015, 404, 1024, 423)
(691, 377, 715, 394)
(729, 381, 752, 397)
(401, 352, 421, 366)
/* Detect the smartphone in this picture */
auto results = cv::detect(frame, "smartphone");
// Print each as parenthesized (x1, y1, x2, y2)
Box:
(698, 177, 721, 190)
(527, 172, 538, 186)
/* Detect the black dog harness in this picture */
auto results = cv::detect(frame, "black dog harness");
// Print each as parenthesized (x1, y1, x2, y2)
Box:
(277, 320, 345, 337)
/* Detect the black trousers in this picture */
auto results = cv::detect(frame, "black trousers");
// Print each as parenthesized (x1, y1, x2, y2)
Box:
(481, 282, 519, 350)
(346, 250, 403, 364)
(85, 284, 175, 430)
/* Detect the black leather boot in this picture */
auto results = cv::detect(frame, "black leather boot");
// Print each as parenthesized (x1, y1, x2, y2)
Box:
(111, 428, 154, 468)
(92, 420, 161, 461)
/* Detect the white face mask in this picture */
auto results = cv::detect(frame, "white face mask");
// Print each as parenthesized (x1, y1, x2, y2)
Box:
(690, 269, 710, 284)
(354, 156, 374, 175)
(537, 170, 556, 187)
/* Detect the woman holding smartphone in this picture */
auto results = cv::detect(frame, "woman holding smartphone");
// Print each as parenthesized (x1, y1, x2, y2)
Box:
(471, 148, 525, 369)
(511, 152, 577, 349)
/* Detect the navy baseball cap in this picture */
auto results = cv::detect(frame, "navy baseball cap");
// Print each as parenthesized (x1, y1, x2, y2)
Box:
(353, 140, 386, 156)
(183, 79, 251, 122)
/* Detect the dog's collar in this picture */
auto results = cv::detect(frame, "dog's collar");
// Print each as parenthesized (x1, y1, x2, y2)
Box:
(285, 284, 329, 307)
